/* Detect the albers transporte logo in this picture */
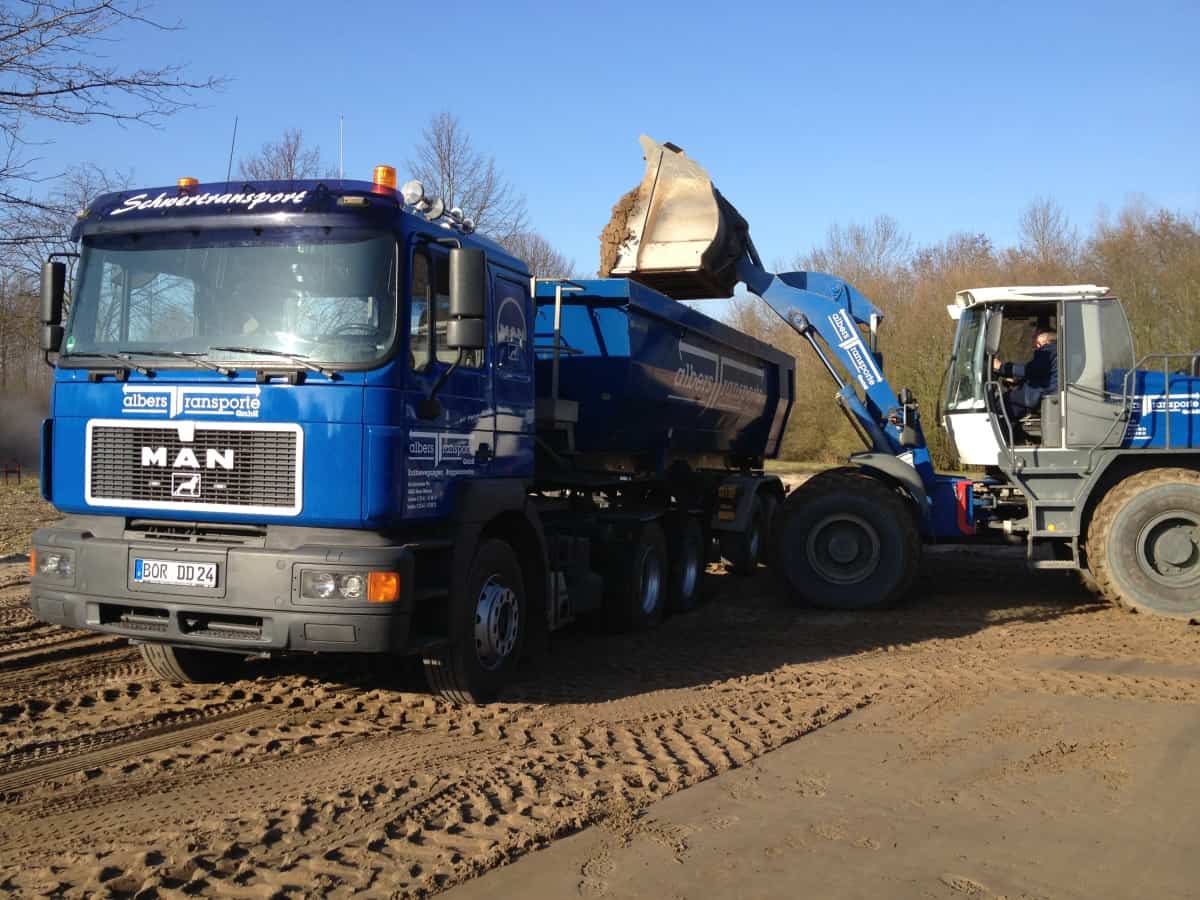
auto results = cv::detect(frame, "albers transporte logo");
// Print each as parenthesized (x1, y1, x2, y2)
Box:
(121, 384, 262, 418)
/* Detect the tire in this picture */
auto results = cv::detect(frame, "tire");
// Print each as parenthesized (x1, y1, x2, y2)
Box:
(604, 522, 668, 631)
(723, 495, 765, 575)
(1076, 567, 1100, 595)
(1087, 468, 1200, 619)
(770, 469, 920, 610)
(760, 492, 781, 569)
(423, 539, 526, 704)
(666, 515, 705, 613)
(139, 644, 245, 683)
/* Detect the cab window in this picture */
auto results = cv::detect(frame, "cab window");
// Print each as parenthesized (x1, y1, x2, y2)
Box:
(410, 249, 481, 369)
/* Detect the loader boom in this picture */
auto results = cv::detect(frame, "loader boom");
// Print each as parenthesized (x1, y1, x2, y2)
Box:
(736, 256, 938, 503)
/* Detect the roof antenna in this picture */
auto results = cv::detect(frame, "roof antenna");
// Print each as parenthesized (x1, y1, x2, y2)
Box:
(339, 113, 344, 179)
(225, 115, 239, 183)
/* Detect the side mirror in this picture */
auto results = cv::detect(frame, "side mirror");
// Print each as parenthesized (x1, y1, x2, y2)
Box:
(449, 247, 486, 319)
(446, 317, 485, 351)
(41, 260, 66, 352)
(984, 310, 1003, 356)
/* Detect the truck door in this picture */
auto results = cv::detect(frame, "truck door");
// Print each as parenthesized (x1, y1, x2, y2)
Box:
(492, 275, 535, 475)
(403, 241, 493, 518)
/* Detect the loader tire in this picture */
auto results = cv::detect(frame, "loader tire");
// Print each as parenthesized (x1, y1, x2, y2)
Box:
(139, 644, 245, 683)
(771, 468, 920, 610)
(1087, 468, 1200, 620)
(723, 495, 766, 575)
(423, 539, 526, 704)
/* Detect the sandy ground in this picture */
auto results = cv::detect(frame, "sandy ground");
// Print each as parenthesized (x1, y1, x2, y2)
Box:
(0, 487, 1198, 898)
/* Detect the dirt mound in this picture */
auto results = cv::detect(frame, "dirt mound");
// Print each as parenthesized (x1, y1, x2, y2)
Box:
(598, 186, 641, 278)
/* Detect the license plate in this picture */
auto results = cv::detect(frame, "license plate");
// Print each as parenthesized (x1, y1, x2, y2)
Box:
(133, 558, 218, 588)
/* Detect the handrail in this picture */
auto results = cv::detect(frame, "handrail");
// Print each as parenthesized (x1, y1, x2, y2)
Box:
(1109, 352, 1200, 455)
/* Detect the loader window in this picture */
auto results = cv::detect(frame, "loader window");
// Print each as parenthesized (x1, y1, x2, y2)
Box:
(945, 306, 986, 410)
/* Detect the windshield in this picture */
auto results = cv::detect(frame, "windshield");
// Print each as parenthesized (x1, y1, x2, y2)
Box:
(64, 227, 398, 367)
(945, 306, 987, 411)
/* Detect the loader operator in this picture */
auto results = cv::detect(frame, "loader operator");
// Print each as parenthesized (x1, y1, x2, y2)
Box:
(993, 329, 1058, 422)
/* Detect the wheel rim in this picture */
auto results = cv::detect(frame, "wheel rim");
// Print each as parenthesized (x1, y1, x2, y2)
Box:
(473, 574, 519, 671)
(639, 547, 664, 615)
(680, 538, 700, 599)
(805, 513, 882, 585)
(1135, 511, 1200, 589)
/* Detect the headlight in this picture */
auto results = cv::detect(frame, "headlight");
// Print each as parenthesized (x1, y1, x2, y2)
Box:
(300, 570, 376, 601)
(35, 549, 74, 580)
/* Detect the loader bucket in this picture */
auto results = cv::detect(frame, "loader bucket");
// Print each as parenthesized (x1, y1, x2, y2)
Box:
(599, 135, 751, 300)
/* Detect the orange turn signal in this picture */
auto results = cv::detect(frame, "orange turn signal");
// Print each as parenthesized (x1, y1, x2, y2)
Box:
(367, 570, 400, 604)
(29, 549, 36, 578)
(372, 165, 397, 193)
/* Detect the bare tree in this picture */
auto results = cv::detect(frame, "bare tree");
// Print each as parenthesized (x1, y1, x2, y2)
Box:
(0, 1, 220, 211)
(406, 111, 527, 240)
(793, 215, 913, 300)
(1015, 197, 1081, 275)
(0, 162, 130, 275)
(239, 128, 326, 182)
(499, 232, 576, 279)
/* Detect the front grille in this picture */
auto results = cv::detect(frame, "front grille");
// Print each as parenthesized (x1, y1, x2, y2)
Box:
(89, 424, 299, 512)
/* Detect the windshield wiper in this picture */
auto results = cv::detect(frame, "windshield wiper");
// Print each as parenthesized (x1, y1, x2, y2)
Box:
(71, 352, 155, 377)
(117, 349, 237, 377)
(206, 346, 339, 378)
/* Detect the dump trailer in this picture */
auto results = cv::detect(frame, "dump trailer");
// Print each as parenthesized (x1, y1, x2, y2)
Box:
(605, 136, 1200, 620)
(28, 168, 794, 702)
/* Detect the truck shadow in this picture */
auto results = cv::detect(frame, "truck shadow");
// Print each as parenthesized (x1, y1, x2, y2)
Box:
(500, 544, 1109, 705)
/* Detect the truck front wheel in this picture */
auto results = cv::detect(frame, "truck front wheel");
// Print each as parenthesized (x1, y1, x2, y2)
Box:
(770, 469, 920, 610)
(139, 644, 247, 683)
(1087, 468, 1200, 619)
(423, 539, 526, 704)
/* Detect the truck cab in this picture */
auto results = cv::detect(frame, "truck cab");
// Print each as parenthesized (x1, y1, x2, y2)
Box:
(30, 170, 544, 698)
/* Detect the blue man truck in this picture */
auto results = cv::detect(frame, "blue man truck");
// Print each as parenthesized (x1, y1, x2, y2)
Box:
(28, 166, 797, 702)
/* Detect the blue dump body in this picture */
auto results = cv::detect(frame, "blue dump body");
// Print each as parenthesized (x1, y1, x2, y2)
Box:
(1109, 368, 1200, 449)
(533, 280, 795, 463)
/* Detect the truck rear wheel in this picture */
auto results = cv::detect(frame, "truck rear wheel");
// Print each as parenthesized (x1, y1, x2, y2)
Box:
(605, 522, 668, 630)
(139, 644, 245, 683)
(770, 469, 920, 610)
(667, 515, 705, 612)
(423, 539, 526, 704)
(1087, 468, 1200, 619)
(723, 495, 765, 575)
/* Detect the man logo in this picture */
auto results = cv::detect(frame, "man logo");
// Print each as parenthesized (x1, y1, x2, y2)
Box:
(171, 473, 202, 498)
(141, 447, 234, 469)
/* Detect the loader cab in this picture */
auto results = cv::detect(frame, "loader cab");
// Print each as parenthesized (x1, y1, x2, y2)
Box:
(942, 285, 1135, 466)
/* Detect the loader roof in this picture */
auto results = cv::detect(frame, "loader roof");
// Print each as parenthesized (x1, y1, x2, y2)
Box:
(954, 284, 1111, 308)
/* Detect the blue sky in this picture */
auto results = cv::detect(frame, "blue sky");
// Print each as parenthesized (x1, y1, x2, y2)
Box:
(23, 0, 1200, 277)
